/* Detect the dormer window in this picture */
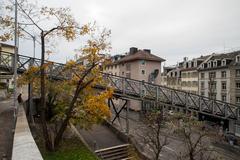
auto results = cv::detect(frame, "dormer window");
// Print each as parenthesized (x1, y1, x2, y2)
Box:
(201, 63, 204, 68)
(213, 60, 217, 67)
(194, 61, 197, 67)
(236, 55, 240, 63)
(222, 59, 226, 66)
(188, 61, 192, 68)
(208, 61, 212, 68)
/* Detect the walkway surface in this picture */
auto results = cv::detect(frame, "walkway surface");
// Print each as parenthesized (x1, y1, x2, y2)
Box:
(77, 124, 125, 151)
(0, 86, 28, 160)
(0, 97, 14, 160)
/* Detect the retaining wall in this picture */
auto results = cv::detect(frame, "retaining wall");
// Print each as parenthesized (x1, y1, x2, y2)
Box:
(12, 104, 43, 160)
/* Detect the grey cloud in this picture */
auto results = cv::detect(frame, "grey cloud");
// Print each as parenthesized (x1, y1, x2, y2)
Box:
(21, 0, 240, 65)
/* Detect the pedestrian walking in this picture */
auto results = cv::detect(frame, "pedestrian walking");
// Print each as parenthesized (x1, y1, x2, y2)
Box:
(17, 93, 23, 104)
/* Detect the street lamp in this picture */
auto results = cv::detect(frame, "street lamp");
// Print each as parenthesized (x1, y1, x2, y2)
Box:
(13, 0, 18, 118)
(18, 25, 37, 58)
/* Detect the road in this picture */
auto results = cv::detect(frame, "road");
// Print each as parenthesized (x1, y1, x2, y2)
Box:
(110, 108, 240, 160)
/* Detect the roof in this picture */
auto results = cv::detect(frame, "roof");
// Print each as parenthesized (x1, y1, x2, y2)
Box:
(117, 50, 165, 63)
(209, 51, 240, 61)
(0, 43, 15, 48)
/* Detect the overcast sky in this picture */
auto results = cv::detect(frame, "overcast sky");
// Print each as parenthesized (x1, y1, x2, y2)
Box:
(18, 0, 240, 66)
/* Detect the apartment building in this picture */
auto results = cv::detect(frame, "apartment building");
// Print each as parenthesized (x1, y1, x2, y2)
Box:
(181, 56, 210, 94)
(198, 51, 240, 103)
(162, 56, 209, 94)
(164, 65, 182, 90)
(197, 51, 240, 136)
(105, 47, 165, 110)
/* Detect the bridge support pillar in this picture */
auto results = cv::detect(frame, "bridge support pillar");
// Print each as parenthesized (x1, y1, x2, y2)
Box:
(108, 98, 129, 134)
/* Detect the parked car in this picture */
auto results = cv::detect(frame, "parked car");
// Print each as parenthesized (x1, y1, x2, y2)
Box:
(224, 132, 238, 145)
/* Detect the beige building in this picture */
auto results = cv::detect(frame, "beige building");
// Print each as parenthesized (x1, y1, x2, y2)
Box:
(162, 56, 209, 94)
(105, 47, 165, 110)
(198, 51, 240, 136)
(181, 56, 210, 94)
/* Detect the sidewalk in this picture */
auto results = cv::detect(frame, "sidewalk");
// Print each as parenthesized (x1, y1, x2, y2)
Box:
(76, 124, 125, 151)
(0, 97, 15, 160)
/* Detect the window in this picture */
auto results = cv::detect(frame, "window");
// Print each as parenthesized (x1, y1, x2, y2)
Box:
(236, 69, 240, 77)
(236, 56, 240, 63)
(209, 81, 217, 90)
(140, 60, 145, 65)
(213, 61, 217, 67)
(126, 63, 131, 71)
(236, 97, 240, 103)
(221, 95, 227, 102)
(201, 81, 204, 90)
(201, 73, 205, 79)
(209, 72, 216, 79)
(236, 83, 240, 89)
(208, 61, 212, 68)
(221, 71, 226, 78)
(222, 59, 226, 66)
(126, 73, 131, 78)
(141, 70, 145, 75)
(201, 92, 204, 96)
(122, 71, 124, 75)
(210, 93, 217, 100)
(221, 81, 226, 90)
(114, 65, 117, 69)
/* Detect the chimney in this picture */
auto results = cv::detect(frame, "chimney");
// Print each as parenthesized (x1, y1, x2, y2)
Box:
(143, 49, 151, 53)
(129, 47, 138, 55)
(183, 57, 188, 62)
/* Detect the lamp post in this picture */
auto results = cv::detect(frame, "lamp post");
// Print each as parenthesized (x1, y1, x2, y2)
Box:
(13, 0, 18, 118)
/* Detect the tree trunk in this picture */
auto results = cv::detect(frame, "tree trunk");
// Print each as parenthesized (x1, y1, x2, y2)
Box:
(40, 31, 54, 151)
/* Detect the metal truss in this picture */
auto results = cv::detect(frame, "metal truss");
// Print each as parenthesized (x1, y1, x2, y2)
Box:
(0, 51, 239, 120)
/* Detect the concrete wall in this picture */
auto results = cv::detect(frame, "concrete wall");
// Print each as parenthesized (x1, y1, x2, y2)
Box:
(12, 104, 43, 160)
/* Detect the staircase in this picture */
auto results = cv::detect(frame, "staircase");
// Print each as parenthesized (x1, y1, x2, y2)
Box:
(95, 144, 134, 160)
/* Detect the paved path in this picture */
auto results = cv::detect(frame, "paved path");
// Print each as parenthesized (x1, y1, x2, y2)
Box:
(0, 86, 28, 160)
(77, 124, 125, 151)
(0, 97, 14, 160)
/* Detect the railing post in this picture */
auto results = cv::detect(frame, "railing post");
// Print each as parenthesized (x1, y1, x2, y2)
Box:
(126, 100, 129, 134)
(156, 86, 159, 102)
(139, 81, 143, 99)
(122, 78, 125, 95)
(171, 90, 173, 106)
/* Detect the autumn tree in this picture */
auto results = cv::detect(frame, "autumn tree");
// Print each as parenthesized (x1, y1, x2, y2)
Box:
(1, 0, 112, 151)
(18, 26, 113, 150)
(171, 114, 222, 160)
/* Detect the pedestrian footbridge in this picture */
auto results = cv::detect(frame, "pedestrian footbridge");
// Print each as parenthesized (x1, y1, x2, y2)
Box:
(0, 51, 239, 121)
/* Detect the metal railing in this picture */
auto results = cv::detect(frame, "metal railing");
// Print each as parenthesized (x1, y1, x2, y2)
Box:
(0, 51, 239, 120)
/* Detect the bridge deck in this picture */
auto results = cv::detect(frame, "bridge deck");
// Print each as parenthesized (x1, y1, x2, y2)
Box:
(0, 51, 239, 120)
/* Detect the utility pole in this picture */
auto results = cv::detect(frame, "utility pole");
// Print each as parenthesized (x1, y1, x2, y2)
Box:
(13, 0, 18, 118)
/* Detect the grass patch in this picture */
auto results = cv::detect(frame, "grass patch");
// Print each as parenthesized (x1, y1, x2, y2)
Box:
(37, 136, 99, 160)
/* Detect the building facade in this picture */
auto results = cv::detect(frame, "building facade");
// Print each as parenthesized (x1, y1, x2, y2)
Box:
(105, 47, 165, 110)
